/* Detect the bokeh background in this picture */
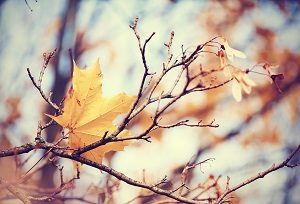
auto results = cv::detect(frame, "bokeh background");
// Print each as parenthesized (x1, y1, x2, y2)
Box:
(0, 0, 299, 203)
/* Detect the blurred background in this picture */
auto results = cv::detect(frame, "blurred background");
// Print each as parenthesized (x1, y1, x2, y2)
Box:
(0, 0, 299, 203)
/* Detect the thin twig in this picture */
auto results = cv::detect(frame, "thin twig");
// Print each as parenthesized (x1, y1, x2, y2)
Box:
(217, 144, 300, 203)
(27, 49, 59, 111)
(0, 177, 31, 204)
(27, 68, 59, 111)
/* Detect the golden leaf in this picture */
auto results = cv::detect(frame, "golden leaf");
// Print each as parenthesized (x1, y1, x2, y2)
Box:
(47, 59, 136, 163)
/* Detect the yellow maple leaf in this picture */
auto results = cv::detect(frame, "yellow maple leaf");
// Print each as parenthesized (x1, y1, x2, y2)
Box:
(47, 59, 136, 163)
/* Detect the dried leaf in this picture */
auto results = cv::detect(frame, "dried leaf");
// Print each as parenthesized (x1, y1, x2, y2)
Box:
(222, 39, 246, 61)
(232, 79, 242, 102)
(271, 74, 284, 93)
(47, 60, 136, 163)
(228, 68, 256, 102)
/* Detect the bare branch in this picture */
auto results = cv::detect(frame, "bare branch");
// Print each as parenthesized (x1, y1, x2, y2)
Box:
(0, 177, 31, 204)
(217, 144, 300, 203)
(27, 49, 59, 111)
(157, 119, 219, 129)
(0, 142, 199, 203)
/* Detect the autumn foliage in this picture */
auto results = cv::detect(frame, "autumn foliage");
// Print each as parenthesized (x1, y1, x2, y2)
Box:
(0, 1, 299, 204)
(47, 60, 135, 164)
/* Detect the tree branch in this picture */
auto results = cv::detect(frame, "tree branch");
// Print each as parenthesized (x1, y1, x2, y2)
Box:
(0, 177, 31, 204)
(0, 142, 199, 203)
(217, 144, 300, 203)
